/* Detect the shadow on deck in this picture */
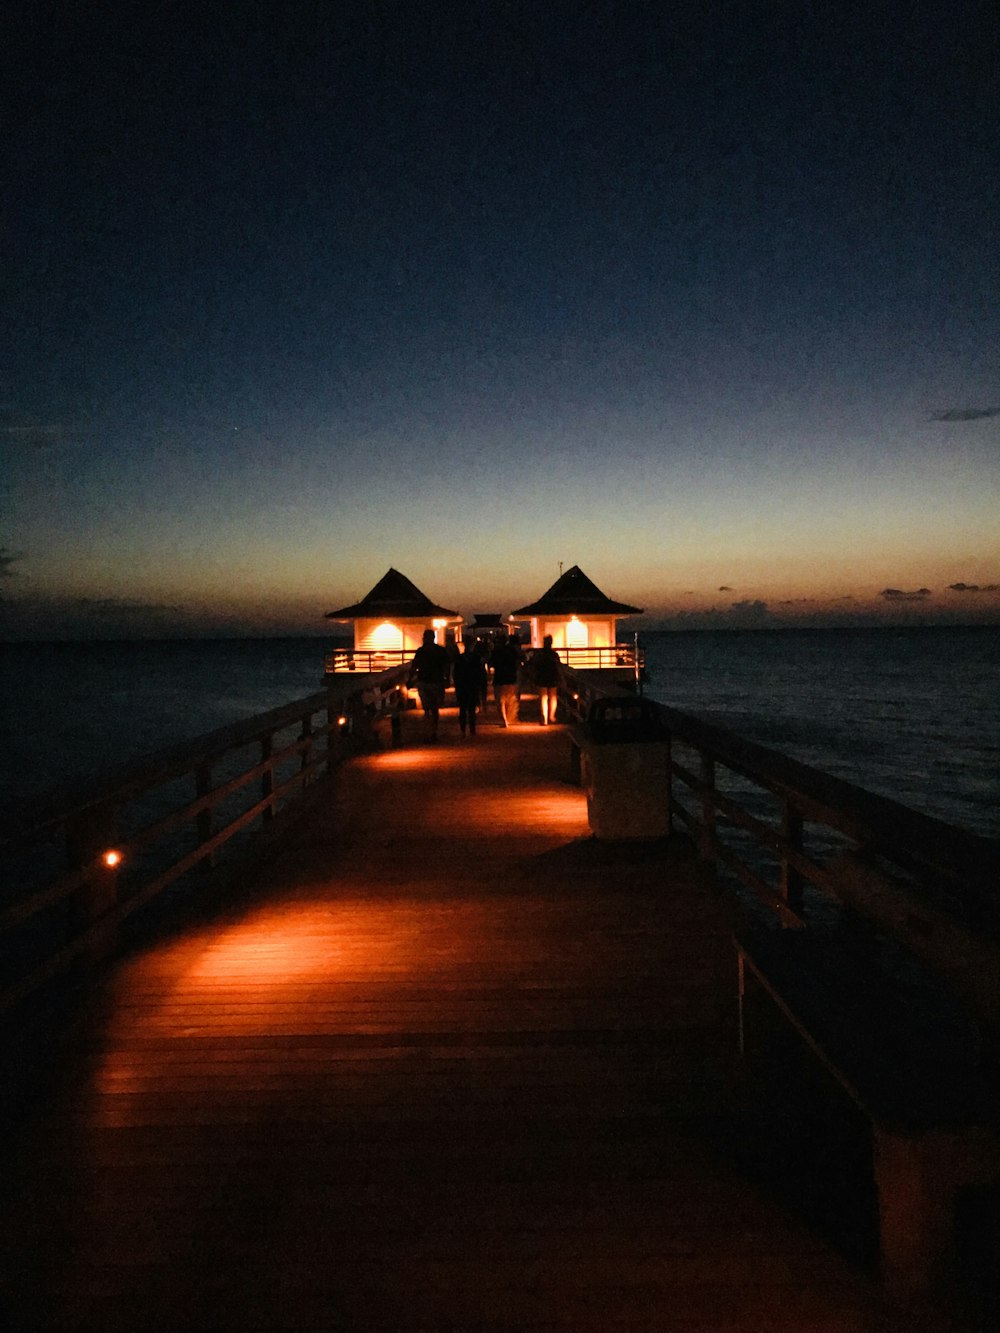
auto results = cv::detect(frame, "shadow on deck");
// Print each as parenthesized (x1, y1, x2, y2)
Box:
(0, 703, 960, 1330)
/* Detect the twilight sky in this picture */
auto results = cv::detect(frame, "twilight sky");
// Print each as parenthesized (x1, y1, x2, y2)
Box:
(2, 0, 998, 638)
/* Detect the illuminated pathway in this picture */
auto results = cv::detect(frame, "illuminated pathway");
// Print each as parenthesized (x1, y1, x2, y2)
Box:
(4, 705, 918, 1331)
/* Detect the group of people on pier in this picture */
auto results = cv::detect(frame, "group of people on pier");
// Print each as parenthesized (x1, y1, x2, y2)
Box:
(406, 629, 562, 740)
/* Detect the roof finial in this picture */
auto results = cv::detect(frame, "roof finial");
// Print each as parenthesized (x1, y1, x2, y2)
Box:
(558, 561, 563, 576)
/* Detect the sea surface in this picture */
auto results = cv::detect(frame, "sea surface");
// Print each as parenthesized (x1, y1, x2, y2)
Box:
(2, 626, 998, 837)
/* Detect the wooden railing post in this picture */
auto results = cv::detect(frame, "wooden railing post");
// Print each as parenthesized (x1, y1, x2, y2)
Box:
(664, 733, 673, 832)
(699, 755, 716, 861)
(260, 732, 274, 824)
(195, 762, 213, 872)
(326, 689, 342, 770)
(345, 695, 374, 750)
(781, 801, 804, 916)
(300, 712, 313, 788)
(66, 800, 120, 960)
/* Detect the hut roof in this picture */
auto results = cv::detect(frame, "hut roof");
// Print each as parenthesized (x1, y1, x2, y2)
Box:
(324, 568, 459, 620)
(512, 565, 642, 617)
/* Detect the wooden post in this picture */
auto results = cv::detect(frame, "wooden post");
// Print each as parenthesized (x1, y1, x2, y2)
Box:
(326, 689, 342, 771)
(260, 732, 274, 824)
(195, 762, 213, 872)
(873, 1127, 956, 1298)
(781, 801, 804, 916)
(300, 712, 313, 788)
(664, 733, 673, 833)
(736, 948, 746, 1058)
(699, 755, 716, 861)
(66, 801, 120, 961)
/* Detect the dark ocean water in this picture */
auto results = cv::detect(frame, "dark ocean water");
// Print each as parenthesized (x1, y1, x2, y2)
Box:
(641, 625, 999, 838)
(2, 626, 998, 836)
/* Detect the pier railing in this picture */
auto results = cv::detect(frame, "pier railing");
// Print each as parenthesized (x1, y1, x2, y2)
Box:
(0, 669, 408, 1034)
(325, 648, 410, 674)
(562, 668, 1000, 956)
(6, 664, 996, 1093)
(325, 643, 644, 675)
(547, 644, 644, 672)
(561, 664, 1000, 1299)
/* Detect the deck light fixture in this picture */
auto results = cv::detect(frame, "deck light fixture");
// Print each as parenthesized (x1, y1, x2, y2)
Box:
(102, 849, 122, 869)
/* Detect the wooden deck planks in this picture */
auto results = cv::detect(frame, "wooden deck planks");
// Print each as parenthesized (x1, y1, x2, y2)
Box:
(2, 707, 928, 1330)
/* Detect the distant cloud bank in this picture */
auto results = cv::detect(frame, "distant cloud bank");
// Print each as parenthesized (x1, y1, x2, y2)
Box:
(930, 407, 1000, 422)
(0, 594, 187, 640)
(881, 587, 931, 600)
(949, 581, 1000, 593)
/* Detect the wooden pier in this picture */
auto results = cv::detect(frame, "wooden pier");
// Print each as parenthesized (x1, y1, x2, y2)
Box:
(0, 700, 961, 1332)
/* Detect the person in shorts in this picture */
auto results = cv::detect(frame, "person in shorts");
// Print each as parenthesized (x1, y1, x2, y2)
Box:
(531, 634, 562, 725)
(489, 633, 523, 727)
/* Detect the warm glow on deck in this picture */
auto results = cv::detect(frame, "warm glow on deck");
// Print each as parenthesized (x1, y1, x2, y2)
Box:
(374, 747, 443, 770)
(178, 907, 354, 984)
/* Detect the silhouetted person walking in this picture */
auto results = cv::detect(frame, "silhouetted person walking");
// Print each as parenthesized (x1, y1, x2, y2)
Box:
(490, 633, 523, 727)
(531, 634, 562, 725)
(452, 637, 487, 736)
(407, 629, 451, 741)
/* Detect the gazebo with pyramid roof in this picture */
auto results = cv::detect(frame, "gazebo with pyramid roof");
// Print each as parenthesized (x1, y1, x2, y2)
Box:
(324, 568, 462, 673)
(512, 565, 642, 669)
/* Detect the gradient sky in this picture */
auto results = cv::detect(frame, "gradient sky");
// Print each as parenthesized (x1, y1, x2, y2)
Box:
(2, 1, 998, 638)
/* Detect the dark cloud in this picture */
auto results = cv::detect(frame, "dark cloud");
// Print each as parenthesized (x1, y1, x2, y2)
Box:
(729, 599, 770, 623)
(0, 409, 68, 450)
(948, 582, 1000, 593)
(717, 585, 733, 592)
(930, 408, 1000, 422)
(0, 548, 18, 578)
(76, 597, 181, 617)
(880, 587, 931, 601)
(0, 594, 202, 640)
(776, 598, 815, 605)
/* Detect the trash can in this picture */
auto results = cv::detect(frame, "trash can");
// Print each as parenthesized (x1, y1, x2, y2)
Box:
(577, 696, 670, 838)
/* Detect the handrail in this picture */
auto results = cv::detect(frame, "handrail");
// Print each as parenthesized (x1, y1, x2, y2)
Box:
(560, 666, 1000, 956)
(325, 643, 644, 675)
(535, 644, 644, 671)
(3, 689, 338, 844)
(325, 648, 411, 674)
(1, 666, 409, 1023)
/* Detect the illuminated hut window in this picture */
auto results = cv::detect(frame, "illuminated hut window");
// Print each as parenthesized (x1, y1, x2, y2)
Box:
(363, 620, 404, 652)
(567, 615, 588, 649)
